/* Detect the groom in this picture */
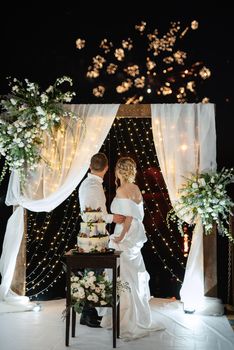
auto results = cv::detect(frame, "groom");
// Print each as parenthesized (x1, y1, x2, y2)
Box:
(78, 152, 125, 327)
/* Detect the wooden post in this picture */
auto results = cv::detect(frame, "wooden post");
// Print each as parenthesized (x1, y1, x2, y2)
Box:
(230, 214, 234, 305)
(203, 225, 217, 297)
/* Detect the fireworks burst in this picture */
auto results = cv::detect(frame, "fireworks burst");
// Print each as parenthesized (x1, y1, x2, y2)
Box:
(76, 20, 211, 103)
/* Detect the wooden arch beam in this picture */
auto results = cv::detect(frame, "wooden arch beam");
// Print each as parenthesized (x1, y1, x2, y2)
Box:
(116, 104, 151, 118)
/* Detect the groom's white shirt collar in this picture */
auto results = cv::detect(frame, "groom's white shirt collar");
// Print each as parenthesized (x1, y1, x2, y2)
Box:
(88, 173, 103, 183)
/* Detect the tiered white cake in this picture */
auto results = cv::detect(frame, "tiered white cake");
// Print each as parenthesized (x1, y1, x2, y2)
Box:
(77, 207, 109, 253)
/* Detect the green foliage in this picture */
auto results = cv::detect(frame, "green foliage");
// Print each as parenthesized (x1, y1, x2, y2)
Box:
(167, 168, 234, 243)
(0, 76, 77, 185)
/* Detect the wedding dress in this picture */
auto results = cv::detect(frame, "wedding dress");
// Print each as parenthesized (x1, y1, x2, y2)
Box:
(100, 197, 165, 340)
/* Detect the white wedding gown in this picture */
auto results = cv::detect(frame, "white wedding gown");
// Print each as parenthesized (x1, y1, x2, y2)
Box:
(100, 198, 165, 340)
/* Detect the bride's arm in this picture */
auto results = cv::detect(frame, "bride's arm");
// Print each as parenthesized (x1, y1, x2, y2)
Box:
(113, 216, 133, 243)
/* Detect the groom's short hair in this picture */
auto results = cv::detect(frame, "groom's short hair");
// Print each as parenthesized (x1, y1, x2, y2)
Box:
(90, 153, 108, 171)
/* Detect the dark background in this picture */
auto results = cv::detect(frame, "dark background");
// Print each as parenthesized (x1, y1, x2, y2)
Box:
(0, 4, 233, 302)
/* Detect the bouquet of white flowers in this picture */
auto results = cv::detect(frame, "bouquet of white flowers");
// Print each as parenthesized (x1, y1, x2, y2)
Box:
(70, 271, 130, 314)
(167, 168, 234, 243)
(0, 76, 78, 184)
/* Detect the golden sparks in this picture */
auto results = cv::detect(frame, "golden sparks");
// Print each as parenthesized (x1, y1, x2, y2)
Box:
(75, 38, 85, 49)
(106, 63, 118, 75)
(114, 48, 125, 61)
(99, 39, 113, 53)
(135, 21, 146, 33)
(199, 66, 211, 79)
(76, 19, 211, 102)
(124, 65, 140, 77)
(191, 20, 199, 30)
(122, 38, 133, 50)
(93, 85, 105, 97)
(116, 79, 133, 93)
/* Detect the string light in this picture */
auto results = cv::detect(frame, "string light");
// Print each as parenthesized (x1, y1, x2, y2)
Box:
(182, 225, 190, 258)
(102, 118, 188, 289)
(26, 191, 80, 298)
(26, 119, 189, 299)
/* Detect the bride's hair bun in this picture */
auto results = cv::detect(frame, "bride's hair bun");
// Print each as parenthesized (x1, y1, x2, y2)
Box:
(115, 157, 136, 183)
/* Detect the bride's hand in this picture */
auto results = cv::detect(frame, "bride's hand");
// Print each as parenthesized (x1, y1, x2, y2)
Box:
(113, 236, 122, 243)
(113, 214, 125, 224)
(112, 234, 124, 243)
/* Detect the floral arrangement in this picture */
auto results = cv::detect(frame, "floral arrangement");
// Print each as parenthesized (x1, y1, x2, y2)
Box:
(70, 271, 130, 314)
(167, 168, 234, 243)
(0, 76, 78, 185)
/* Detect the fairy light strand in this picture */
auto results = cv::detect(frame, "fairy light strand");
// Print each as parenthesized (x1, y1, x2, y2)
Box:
(26, 119, 187, 298)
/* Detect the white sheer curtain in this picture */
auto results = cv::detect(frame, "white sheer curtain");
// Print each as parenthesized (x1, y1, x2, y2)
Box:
(151, 103, 220, 313)
(0, 104, 119, 303)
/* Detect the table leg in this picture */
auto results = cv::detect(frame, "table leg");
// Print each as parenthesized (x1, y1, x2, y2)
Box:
(117, 264, 120, 338)
(66, 266, 71, 346)
(66, 308, 70, 346)
(117, 298, 120, 338)
(72, 307, 76, 337)
(112, 266, 117, 348)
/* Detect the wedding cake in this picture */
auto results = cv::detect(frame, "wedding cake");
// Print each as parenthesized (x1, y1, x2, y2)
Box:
(77, 207, 109, 253)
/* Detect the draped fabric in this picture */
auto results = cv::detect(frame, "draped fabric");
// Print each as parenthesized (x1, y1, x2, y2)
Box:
(151, 103, 217, 311)
(0, 104, 119, 301)
(100, 198, 165, 340)
(0, 102, 219, 316)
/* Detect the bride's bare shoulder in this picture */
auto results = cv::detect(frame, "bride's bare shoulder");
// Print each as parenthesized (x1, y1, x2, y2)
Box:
(116, 184, 142, 202)
(116, 186, 127, 198)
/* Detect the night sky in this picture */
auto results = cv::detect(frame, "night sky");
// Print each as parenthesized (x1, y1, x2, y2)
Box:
(0, 6, 233, 105)
(1, 5, 233, 172)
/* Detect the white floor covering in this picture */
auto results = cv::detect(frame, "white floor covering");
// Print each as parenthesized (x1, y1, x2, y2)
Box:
(0, 298, 234, 350)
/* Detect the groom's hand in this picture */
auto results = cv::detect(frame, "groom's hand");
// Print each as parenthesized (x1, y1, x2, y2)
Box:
(113, 214, 125, 224)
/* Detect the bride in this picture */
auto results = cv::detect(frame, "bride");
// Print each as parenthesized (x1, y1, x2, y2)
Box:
(100, 156, 165, 340)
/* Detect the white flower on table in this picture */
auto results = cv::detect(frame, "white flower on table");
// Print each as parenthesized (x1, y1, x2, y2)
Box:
(70, 270, 130, 314)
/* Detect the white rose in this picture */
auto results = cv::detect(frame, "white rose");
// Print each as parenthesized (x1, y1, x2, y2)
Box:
(87, 271, 95, 277)
(41, 124, 48, 130)
(77, 287, 85, 299)
(206, 207, 213, 213)
(46, 85, 53, 93)
(92, 293, 98, 303)
(73, 292, 80, 299)
(198, 178, 206, 186)
(25, 131, 32, 138)
(10, 98, 17, 105)
(192, 182, 198, 189)
(64, 96, 72, 102)
(36, 106, 46, 116)
(87, 276, 96, 284)
(40, 93, 49, 104)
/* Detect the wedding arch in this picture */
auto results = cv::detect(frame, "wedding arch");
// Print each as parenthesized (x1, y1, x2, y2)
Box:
(0, 103, 219, 313)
